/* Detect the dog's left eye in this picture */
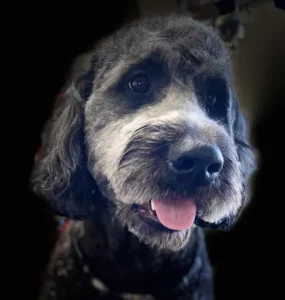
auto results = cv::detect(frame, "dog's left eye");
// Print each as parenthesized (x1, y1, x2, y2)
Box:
(128, 74, 150, 94)
(194, 75, 229, 121)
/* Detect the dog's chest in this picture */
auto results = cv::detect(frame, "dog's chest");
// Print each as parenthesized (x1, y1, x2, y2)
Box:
(45, 250, 210, 300)
(40, 226, 213, 300)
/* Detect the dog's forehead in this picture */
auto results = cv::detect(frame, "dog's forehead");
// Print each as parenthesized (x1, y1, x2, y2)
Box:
(93, 16, 229, 79)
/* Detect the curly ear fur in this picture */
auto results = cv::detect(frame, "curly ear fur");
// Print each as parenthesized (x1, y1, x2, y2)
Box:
(232, 98, 256, 185)
(228, 97, 256, 227)
(31, 61, 99, 218)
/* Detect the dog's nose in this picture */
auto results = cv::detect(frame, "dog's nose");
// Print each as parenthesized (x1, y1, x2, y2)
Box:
(168, 144, 224, 183)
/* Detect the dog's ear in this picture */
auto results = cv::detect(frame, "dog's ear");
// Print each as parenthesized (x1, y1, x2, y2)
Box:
(31, 57, 99, 219)
(231, 97, 256, 192)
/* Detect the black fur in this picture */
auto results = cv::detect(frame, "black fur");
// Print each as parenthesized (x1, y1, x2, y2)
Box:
(32, 16, 255, 300)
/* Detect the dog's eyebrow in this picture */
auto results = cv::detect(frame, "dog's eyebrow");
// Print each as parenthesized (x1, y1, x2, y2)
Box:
(176, 44, 202, 68)
(172, 45, 203, 80)
(117, 50, 169, 87)
(128, 50, 167, 73)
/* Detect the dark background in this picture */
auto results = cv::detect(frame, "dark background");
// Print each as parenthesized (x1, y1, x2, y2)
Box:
(13, 1, 284, 299)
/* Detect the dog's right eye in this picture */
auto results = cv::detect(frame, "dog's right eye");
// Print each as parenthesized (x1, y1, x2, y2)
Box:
(128, 74, 150, 94)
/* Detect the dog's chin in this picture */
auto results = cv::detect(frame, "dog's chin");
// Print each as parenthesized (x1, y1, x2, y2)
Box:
(116, 202, 194, 251)
(113, 190, 242, 250)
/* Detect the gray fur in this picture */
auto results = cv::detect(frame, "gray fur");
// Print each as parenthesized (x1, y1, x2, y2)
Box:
(31, 15, 254, 294)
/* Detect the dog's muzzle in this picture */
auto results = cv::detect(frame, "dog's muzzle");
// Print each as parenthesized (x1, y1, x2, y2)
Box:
(132, 137, 238, 231)
(167, 142, 231, 230)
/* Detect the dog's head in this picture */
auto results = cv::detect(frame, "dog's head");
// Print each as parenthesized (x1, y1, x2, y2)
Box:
(32, 16, 255, 251)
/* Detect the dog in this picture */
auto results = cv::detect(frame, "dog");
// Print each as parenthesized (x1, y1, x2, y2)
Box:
(31, 15, 255, 300)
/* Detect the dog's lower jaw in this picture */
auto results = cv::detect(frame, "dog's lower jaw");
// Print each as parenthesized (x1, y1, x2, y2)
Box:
(111, 199, 196, 252)
(127, 222, 193, 252)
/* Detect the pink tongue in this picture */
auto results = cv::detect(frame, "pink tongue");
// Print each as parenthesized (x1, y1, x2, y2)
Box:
(154, 198, 196, 230)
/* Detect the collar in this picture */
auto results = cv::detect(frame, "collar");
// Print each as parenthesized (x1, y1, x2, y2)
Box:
(56, 216, 70, 232)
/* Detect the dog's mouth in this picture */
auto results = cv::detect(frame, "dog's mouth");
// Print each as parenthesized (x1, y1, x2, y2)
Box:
(134, 198, 197, 231)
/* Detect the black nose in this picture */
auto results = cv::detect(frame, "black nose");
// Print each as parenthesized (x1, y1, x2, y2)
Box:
(168, 144, 224, 183)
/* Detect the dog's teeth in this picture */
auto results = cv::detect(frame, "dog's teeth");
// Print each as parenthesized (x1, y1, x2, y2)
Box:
(151, 200, 156, 211)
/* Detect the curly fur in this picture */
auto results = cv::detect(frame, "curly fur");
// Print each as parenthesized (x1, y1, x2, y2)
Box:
(31, 15, 255, 299)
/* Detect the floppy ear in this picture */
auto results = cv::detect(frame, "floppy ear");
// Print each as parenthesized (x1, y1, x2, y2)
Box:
(31, 58, 100, 219)
(231, 97, 256, 188)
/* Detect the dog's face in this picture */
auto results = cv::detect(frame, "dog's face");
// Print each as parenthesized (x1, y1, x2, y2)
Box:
(32, 16, 255, 251)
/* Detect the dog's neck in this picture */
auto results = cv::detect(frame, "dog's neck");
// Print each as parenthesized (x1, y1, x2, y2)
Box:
(69, 206, 209, 295)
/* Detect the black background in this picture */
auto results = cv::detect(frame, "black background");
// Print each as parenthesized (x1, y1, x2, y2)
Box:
(11, 1, 284, 299)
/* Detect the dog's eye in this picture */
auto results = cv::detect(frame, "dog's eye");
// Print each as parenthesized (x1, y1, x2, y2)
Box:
(207, 95, 217, 107)
(128, 74, 150, 94)
(194, 75, 228, 112)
